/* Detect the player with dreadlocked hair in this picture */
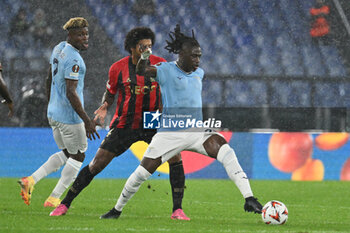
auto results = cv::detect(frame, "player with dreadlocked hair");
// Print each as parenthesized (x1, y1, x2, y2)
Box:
(164, 24, 199, 54)
(100, 24, 263, 220)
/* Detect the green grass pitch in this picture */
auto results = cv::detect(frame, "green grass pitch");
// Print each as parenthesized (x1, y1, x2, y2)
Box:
(1, 178, 350, 232)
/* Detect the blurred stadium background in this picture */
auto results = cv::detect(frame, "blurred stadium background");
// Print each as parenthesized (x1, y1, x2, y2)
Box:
(1, 0, 350, 131)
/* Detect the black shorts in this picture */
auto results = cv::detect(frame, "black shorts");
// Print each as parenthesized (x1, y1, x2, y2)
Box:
(99, 127, 156, 156)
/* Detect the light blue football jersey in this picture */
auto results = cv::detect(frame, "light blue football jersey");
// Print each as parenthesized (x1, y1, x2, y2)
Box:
(155, 61, 204, 130)
(47, 43, 86, 124)
(49, 41, 66, 66)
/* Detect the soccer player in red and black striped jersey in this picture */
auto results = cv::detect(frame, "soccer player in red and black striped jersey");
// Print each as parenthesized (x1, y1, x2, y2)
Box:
(51, 27, 189, 220)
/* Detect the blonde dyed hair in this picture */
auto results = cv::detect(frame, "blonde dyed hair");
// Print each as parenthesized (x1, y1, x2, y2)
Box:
(63, 17, 88, 30)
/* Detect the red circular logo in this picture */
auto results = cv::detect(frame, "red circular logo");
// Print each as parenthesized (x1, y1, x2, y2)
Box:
(72, 65, 79, 73)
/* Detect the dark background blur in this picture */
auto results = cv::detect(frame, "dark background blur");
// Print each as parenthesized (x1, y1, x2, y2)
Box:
(0, 0, 350, 131)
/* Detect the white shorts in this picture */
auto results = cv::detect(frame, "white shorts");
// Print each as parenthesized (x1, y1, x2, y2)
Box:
(48, 118, 88, 154)
(143, 129, 224, 163)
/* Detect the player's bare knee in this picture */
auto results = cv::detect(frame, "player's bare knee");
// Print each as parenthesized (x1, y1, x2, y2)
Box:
(89, 162, 101, 174)
(141, 157, 161, 174)
(89, 158, 110, 174)
(89, 149, 115, 174)
(168, 153, 182, 165)
(203, 135, 227, 158)
(69, 151, 85, 162)
(89, 158, 105, 174)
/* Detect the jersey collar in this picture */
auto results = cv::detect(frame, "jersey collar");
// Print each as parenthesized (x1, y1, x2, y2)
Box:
(66, 43, 80, 52)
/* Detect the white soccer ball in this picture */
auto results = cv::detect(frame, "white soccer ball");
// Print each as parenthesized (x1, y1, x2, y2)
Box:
(261, 200, 288, 225)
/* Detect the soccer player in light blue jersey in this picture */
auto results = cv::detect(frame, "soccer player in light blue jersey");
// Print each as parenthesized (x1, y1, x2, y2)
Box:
(100, 25, 263, 219)
(18, 17, 100, 208)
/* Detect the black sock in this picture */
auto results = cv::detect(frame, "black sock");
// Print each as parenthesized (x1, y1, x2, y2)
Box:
(169, 161, 185, 212)
(61, 165, 96, 208)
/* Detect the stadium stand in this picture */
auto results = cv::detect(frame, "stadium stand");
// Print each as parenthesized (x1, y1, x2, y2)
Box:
(83, 0, 349, 113)
(0, 0, 120, 126)
(0, 0, 349, 130)
(86, 0, 347, 78)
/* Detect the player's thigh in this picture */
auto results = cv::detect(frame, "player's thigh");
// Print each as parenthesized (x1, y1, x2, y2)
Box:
(59, 121, 87, 154)
(140, 129, 157, 144)
(49, 118, 65, 150)
(100, 128, 141, 156)
(89, 148, 116, 174)
(140, 129, 183, 162)
(139, 128, 184, 162)
(143, 132, 187, 163)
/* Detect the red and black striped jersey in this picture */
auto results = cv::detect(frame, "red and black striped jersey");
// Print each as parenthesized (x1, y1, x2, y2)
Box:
(106, 55, 165, 129)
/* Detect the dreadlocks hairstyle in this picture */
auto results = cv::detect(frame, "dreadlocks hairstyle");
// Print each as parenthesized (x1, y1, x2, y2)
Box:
(165, 24, 200, 54)
(124, 27, 155, 54)
(63, 17, 88, 30)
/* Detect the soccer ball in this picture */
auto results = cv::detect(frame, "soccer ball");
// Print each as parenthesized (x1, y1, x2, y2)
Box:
(261, 200, 288, 225)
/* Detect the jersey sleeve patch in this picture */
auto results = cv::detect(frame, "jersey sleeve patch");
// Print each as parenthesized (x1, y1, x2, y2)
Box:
(72, 64, 80, 73)
(69, 72, 79, 78)
(68, 64, 80, 78)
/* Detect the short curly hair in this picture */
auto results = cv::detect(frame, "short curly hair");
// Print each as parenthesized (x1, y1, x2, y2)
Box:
(63, 17, 88, 30)
(124, 27, 155, 54)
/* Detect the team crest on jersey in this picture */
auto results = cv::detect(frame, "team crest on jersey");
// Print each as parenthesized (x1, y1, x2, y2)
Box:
(72, 64, 80, 73)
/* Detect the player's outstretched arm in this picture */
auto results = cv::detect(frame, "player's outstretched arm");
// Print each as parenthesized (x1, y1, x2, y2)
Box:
(66, 79, 100, 140)
(0, 63, 14, 117)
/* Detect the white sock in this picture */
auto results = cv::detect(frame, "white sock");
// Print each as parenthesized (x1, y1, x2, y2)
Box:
(217, 144, 253, 198)
(115, 165, 151, 211)
(50, 158, 82, 199)
(32, 151, 67, 184)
